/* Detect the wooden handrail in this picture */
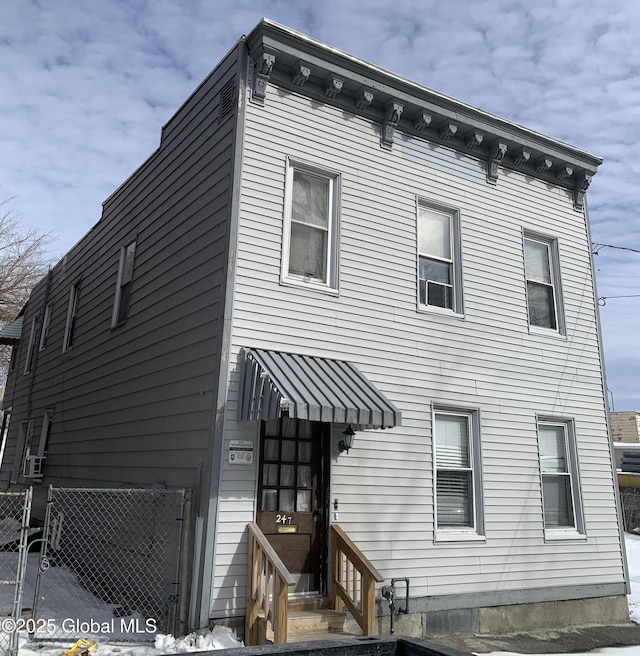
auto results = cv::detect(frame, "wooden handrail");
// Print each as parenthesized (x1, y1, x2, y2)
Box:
(245, 522, 295, 646)
(330, 524, 384, 636)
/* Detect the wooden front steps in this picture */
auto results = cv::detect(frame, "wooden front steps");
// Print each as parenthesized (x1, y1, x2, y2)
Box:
(262, 595, 359, 643)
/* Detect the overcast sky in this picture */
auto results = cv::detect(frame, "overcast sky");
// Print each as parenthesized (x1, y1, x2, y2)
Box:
(2, 0, 640, 410)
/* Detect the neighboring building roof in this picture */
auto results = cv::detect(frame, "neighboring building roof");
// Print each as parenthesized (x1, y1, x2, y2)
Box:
(0, 317, 24, 345)
(239, 347, 401, 428)
(611, 410, 640, 443)
(245, 19, 601, 210)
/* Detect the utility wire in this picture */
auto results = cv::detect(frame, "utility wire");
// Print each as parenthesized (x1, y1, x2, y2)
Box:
(598, 295, 640, 306)
(593, 243, 640, 255)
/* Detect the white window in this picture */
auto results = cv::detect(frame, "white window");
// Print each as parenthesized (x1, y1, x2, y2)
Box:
(433, 406, 484, 539)
(23, 313, 40, 374)
(39, 304, 52, 351)
(537, 418, 584, 538)
(112, 240, 137, 326)
(0, 410, 11, 471)
(62, 282, 81, 352)
(282, 159, 340, 292)
(11, 419, 34, 483)
(524, 234, 564, 333)
(418, 204, 463, 313)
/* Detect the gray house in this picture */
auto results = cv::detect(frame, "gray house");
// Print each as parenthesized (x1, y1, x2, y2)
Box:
(0, 19, 628, 641)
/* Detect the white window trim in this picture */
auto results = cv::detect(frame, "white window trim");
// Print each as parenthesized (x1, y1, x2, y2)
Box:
(62, 281, 81, 353)
(417, 200, 464, 317)
(11, 419, 34, 484)
(112, 240, 137, 327)
(39, 304, 52, 351)
(523, 230, 565, 336)
(536, 416, 586, 541)
(280, 157, 341, 295)
(432, 403, 485, 542)
(23, 313, 40, 375)
(0, 409, 11, 472)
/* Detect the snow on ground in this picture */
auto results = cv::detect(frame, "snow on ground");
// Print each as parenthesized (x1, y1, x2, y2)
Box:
(7, 533, 640, 656)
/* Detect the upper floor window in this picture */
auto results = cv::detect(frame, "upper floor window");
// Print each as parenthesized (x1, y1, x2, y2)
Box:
(39, 304, 52, 351)
(112, 241, 137, 326)
(433, 405, 484, 540)
(62, 282, 81, 353)
(537, 418, 584, 539)
(524, 233, 564, 333)
(418, 204, 463, 314)
(282, 159, 340, 293)
(24, 313, 40, 374)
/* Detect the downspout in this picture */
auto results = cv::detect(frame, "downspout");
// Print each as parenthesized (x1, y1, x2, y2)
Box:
(584, 196, 631, 594)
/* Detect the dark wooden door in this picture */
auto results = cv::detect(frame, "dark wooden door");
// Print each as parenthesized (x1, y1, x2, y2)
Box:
(257, 418, 327, 593)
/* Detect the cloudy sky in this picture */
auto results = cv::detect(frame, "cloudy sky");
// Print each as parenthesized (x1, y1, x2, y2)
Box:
(2, 0, 640, 410)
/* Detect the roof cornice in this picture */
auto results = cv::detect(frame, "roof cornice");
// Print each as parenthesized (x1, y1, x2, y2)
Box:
(246, 19, 602, 211)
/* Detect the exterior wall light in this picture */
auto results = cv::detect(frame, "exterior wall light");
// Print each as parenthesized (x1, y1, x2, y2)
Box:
(339, 425, 356, 453)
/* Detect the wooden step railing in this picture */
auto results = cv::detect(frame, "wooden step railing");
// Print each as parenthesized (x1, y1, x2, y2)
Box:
(330, 523, 384, 636)
(245, 522, 295, 646)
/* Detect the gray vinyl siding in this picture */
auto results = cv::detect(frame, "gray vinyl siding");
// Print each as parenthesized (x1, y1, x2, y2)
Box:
(0, 45, 242, 508)
(210, 83, 622, 616)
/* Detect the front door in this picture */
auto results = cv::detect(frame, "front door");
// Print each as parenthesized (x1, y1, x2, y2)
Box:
(257, 417, 327, 593)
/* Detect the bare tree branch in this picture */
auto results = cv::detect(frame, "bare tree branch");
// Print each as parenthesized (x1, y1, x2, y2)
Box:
(0, 196, 55, 384)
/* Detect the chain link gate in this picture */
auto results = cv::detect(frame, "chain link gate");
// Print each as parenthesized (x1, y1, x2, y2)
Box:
(31, 487, 189, 643)
(0, 489, 32, 656)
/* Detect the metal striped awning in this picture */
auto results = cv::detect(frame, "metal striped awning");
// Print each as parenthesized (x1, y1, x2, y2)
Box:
(0, 317, 24, 345)
(239, 348, 401, 429)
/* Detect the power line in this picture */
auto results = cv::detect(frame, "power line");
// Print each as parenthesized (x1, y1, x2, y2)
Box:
(593, 243, 640, 255)
(598, 294, 640, 306)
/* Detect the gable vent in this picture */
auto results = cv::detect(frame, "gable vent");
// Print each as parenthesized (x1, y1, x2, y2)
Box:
(219, 78, 236, 123)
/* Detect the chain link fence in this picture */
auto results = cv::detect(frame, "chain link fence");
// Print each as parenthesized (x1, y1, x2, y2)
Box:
(0, 490, 32, 656)
(620, 487, 640, 533)
(30, 487, 189, 643)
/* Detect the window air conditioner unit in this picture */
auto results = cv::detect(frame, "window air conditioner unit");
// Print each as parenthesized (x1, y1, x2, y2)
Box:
(23, 455, 45, 478)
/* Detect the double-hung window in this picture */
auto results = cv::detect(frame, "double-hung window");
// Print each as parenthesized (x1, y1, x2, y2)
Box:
(112, 240, 137, 326)
(418, 204, 462, 313)
(524, 233, 564, 333)
(62, 282, 81, 352)
(282, 159, 340, 293)
(537, 418, 584, 538)
(433, 406, 484, 539)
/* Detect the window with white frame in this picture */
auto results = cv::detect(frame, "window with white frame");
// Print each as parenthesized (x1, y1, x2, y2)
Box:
(282, 159, 340, 292)
(433, 406, 484, 538)
(537, 418, 584, 537)
(524, 234, 563, 332)
(23, 313, 40, 374)
(39, 304, 52, 351)
(62, 282, 81, 352)
(112, 240, 137, 326)
(0, 409, 11, 470)
(418, 204, 462, 313)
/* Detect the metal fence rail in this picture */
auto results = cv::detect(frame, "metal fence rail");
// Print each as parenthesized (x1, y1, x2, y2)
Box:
(31, 487, 188, 643)
(621, 487, 640, 533)
(0, 489, 32, 656)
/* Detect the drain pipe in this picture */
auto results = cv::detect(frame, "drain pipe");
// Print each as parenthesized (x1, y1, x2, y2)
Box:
(381, 578, 410, 635)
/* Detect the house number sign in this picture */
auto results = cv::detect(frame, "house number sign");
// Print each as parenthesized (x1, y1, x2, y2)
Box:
(228, 440, 254, 464)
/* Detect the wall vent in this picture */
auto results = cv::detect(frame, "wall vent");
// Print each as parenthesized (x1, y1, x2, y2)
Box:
(219, 78, 236, 123)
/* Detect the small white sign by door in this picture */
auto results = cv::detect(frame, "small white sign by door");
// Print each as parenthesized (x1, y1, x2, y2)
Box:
(228, 440, 254, 464)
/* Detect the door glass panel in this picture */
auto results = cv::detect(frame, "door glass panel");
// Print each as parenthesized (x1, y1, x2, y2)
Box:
(280, 489, 294, 512)
(263, 464, 278, 486)
(282, 440, 296, 461)
(299, 422, 312, 439)
(298, 465, 312, 488)
(264, 439, 279, 460)
(297, 490, 312, 512)
(262, 489, 277, 511)
(264, 420, 280, 437)
(299, 441, 312, 463)
(281, 417, 297, 437)
(281, 464, 295, 486)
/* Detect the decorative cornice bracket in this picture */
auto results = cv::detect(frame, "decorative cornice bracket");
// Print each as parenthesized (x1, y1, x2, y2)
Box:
(414, 111, 432, 132)
(466, 130, 484, 150)
(513, 149, 531, 166)
(356, 88, 374, 110)
(324, 75, 343, 98)
(535, 157, 553, 174)
(487, 142, 508, 184)
(253, 53, 276, 102)
(381, 101, 404, 150)
(556, 165, 573, 182)
(573, 173, 592, 211)
(292, 61, 312, 87)
(440, 123, 457, 141)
